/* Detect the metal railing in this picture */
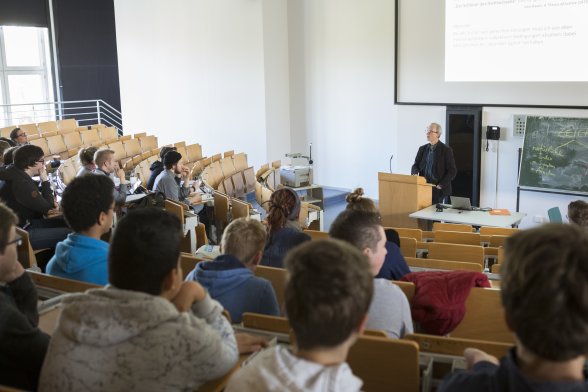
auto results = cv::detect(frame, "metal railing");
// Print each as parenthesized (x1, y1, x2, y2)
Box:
(0, 100, 123, 131)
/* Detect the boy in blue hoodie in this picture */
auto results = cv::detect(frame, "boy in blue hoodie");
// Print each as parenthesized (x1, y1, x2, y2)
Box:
(186, 217, 280, 322)
(46, 175, 114, 285)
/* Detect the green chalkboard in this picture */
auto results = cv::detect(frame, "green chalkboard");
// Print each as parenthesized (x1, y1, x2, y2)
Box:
(519, 116, 588, 194)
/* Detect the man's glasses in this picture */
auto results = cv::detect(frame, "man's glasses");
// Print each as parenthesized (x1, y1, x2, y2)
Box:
(17, 133, 26, 138)
(6, 235, 23, 247)
(425, 129, 438, 134)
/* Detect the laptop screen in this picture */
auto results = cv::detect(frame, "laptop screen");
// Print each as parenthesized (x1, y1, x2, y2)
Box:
(450, 196, 472, 210)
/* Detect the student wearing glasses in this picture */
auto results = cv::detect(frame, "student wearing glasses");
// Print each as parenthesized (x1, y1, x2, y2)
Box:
(0, 145, 70, 255)
(411, 122, 457, 204)
(0, 202, 50, 391)
(9, 128, 29, 146)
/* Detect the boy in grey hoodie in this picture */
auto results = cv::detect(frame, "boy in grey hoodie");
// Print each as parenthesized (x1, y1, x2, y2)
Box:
(39, 209, 240, 392)
(226, 239, 374, 392)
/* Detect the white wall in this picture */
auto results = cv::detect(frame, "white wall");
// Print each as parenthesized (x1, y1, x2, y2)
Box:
(289, 0, 396, 197)
(114, 0, 267, 169)
(114, 0, 587, 227)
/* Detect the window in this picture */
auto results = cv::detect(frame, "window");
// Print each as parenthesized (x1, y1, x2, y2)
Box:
(0, 26, 54, 127)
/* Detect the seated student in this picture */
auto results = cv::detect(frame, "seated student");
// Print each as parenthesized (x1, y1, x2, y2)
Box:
(0, 145, 70, 252)
(75, 146, 98, 177)
(9, 127, 28, 146)
(260, 187, 311, 268)
(0, 202, 50, 391)
(1, 145, 19, 166)
(330, 209, 413, 338)
(0, 139, 11, 165)
(226, 239, 373, 392)
(39, 209, 255, 392)
(186, 217, 280, 322)
(46, 175, 114, 285)
(153, 150, 201, 206)
(146, 145, 177, 190)
(439, 224, 588, 391)
(568, 200, 588, 229)
(92, 148, 129, 205)
(0, 136, 16, 147)
(345, 187, 409, 280)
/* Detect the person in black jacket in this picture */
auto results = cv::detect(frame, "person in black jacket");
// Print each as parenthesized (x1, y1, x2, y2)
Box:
(146, 146, 177, 190)
(411, 123, 457, 204)
(0, 145, 70, 252)
(0, 202, 50, 391)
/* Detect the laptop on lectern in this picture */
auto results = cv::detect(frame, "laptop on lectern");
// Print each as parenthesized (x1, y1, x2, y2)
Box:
(450, 196, 473, 211)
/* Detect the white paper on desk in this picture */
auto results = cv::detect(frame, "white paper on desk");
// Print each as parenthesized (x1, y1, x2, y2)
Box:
(195, 244, 221, 260)
(125, 194, 147, 202)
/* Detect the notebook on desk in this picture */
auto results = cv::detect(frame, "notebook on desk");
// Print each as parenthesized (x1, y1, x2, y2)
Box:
(450, 196, 473, 211)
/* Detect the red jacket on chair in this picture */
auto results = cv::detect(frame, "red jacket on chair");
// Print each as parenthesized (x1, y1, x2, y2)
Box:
(401, 270, 491, 335)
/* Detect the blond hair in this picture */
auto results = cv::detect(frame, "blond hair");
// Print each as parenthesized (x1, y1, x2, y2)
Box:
(94, 148, 115, 168)
(221, 218, 267, 264)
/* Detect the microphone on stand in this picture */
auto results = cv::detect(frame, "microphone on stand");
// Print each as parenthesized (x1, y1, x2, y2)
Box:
(389, 154, 394, 173)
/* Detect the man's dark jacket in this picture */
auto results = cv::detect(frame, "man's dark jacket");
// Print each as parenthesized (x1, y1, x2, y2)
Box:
(411, 141, 457, 197)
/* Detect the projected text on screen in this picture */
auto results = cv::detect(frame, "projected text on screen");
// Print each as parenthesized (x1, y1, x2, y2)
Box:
(445, 0, 588, 82)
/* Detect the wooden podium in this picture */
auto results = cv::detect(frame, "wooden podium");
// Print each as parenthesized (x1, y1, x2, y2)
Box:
(378, 173, 432, 229)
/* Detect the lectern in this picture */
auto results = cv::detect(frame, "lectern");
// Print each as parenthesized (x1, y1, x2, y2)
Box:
(378, 173, 431, 229)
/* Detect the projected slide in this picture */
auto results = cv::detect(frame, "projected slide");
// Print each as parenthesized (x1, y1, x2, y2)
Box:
(445, 0, 588, 82)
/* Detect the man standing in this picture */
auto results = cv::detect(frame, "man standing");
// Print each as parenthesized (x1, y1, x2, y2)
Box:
(411, 122, 457, 204)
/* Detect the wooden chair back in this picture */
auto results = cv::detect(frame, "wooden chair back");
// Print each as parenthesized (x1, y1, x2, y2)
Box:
(46, 134, 67, 158)
(405, 256, 483, 272)
(242, 167, 256, 193)
(391, 280, 415, 301)
(399, 237, 417, 258)
(479, 226, 519, 236)
(187, 143, 203, 162)
(123, 138, 142, 158)
(16, 227, 37, 269)
(389, 227, 423, 242)
(450, 287, 514, 343)
(491, 263, 501, 274)
(231, 172, 245, 197)
(37, 121, 58, 133)
(254, 265, 288, 310)
(196, 223, 208, 248)
(303, 229, 329, 241)
(213, 191, 230, 229)
(223, 150, 235, 158)
(427, 242, 485, 266)
(80, 129, 100, 146)
(29, 271, 101, 293)
(490, 235, 508, 247)
(97, 127, 118, 142)
(404, 333, 512, 360)
(242, 312, 290, 334)
(29, 137, 50, 156)
(347, 336, 420, 392)
(180, 252, 203, 279)
(221, 158, 236, 178)
(231, 198, 250, 220)
(434, 230, 482, 246)
(139, 135, 158, 152)
(63, 131, 83, 151)
(57, 118, 77, 132)
(433, 222, 474, 232)
(107, 141, 126, 162)
(233, 153, 248, 172)
(19, 123, 40, 135)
